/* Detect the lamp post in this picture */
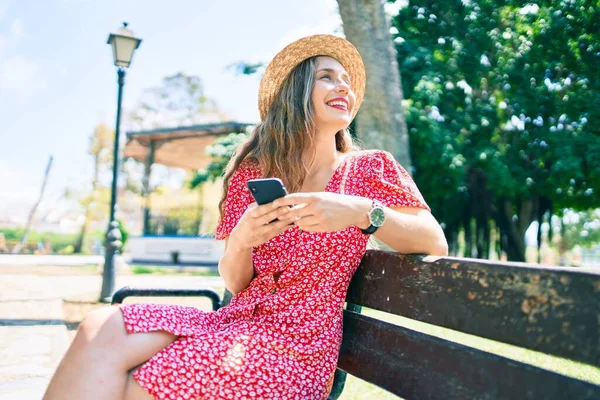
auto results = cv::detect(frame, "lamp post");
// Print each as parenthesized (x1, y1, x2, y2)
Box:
(100, 22, 142, 302)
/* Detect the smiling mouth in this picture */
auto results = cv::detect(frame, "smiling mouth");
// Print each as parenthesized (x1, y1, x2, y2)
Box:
(326, 101, 348, 112)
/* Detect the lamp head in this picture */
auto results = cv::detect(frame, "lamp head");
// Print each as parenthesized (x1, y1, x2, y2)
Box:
(107, 22, 142, 68)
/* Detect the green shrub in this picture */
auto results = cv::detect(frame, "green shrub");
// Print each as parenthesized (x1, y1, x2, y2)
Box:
(131, 266, 155, 274)
(57, 245, 74, 255)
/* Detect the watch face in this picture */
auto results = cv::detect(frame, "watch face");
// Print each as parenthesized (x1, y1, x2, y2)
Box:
(370, 207, 385, 227)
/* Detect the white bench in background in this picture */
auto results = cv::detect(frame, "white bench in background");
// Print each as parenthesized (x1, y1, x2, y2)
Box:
(126, 236, 224, 266)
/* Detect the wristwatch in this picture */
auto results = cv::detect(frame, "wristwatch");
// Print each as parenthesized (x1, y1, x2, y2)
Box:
(360, 200, 386, 235)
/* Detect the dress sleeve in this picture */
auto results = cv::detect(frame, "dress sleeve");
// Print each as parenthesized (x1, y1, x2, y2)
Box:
(215, 161, 259, 240)
(362, 150, 431, 211)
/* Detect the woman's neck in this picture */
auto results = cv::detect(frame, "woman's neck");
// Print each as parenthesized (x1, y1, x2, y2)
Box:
(304, 136, 341, 176)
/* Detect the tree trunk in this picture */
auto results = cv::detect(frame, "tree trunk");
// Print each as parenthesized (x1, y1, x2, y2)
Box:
(74, 151, 102, 253)
(73, 207, 90, 253)
(495, 198, 538, 262)
(142, 142, 156, 235)
(12, 156, 53, 254)
(337, 0, 412, 170)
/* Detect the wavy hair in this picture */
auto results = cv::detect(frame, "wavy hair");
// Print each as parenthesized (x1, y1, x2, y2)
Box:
(218, 56, 357, 221)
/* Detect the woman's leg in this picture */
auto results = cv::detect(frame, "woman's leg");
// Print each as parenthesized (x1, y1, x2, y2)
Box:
(43, 305, 176, 400)
(123, 370, 154, 400)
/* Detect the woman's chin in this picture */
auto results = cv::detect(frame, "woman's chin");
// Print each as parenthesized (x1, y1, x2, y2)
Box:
(317, 114, 351, 128)
(315, 121, 350, 133)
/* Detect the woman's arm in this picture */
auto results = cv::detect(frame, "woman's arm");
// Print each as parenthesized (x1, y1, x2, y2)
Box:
(353, 197, 448, 256)
(274, 193, 448, 256)
(218, 202, 294, 295)
(218, 237, 254, 295)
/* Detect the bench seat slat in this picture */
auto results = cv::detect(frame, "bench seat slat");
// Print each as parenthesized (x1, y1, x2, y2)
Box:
(346, 251, 600, 366)
(338, 311, 600, 400)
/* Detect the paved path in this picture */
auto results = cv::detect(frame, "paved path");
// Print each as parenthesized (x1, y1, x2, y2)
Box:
(0, 265, 224, 399)
(0, 299, 68, 400)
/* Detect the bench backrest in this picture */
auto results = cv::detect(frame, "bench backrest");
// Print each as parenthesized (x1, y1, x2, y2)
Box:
(334, 250, 600, 399)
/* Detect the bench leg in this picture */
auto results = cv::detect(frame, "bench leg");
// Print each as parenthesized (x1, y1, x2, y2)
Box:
(328, 303, 362, 399)
(328, 369, 348, 399)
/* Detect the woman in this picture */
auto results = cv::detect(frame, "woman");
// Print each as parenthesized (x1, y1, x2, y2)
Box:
(44, 34, 447, 400)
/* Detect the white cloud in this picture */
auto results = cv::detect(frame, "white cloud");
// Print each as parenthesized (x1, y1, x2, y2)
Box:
(10, 17, 23, 37)
(0, 0, 12, 21)
(273, 2, 342, 58)
(0, 162, 39, 207)
(0, 54, 45, 96)
(0, 17, 46, 98)
(278, 18, 342, 47)
(0, 35, 7, 57)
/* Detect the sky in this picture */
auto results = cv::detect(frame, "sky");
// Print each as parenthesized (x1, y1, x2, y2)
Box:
(0, 0, 344, 224)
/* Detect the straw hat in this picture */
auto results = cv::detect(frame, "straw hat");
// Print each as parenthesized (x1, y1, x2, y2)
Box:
(258, 34, 366, 120)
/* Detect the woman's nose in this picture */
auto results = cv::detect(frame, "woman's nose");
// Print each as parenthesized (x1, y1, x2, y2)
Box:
(335, 80, 350, 94)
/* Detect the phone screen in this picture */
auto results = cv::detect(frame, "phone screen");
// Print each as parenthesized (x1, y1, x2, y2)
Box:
(247, 178, 289, 205)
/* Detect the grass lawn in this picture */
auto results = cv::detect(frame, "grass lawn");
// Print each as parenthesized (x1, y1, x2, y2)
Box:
(129, 264, 220, 277)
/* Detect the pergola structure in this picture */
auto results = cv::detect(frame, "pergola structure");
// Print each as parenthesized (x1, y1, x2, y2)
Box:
(123, 121, 253, 234)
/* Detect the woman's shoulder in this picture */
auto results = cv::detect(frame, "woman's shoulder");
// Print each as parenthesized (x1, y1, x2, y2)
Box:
(233, 158, 261, 176)
(225, 159, 262, 189)
(347, 149, 394, 165)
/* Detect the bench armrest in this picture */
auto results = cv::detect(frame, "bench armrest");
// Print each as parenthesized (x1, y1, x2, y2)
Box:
(111, 287, 222, 311)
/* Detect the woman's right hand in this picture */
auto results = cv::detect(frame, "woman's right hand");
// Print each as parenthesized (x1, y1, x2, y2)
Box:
(228, 202, 293, 250)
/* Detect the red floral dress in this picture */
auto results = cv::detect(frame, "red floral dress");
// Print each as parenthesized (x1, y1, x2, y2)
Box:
(120, 150, 430, 400)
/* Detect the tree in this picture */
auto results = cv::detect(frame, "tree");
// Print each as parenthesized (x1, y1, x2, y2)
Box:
(337, 0, 413, 170)
(73, 124, 113, 253)
(127, 72, 227, 130)
(12, 156, 53, 254)
(125, 72, 229, 234)
(553, 209, 600, 264)
(189, 132, 250, 189)
(389, 0, 600, 261)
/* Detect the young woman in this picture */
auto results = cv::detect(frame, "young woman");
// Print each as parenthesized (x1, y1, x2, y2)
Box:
(44, 34, 447, 400)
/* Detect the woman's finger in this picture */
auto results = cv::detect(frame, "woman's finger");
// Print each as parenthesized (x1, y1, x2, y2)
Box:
(272, 193, 315, 208)
(284, 203, 311, 220)
(295, 215, 321, 229)
(275, 219, 295, 234)
(248, 201, 280, 218)
(257, 218, 292, 240)
(256, 206, 290, 226)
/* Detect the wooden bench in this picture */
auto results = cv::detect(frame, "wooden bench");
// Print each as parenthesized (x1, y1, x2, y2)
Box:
(112, 250, 600, 399)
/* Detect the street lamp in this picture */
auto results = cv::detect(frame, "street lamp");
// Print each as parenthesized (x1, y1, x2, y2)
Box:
(100, 22, 142, 302)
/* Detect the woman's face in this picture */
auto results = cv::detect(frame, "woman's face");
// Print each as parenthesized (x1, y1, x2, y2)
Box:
(311, 56, 356, 132)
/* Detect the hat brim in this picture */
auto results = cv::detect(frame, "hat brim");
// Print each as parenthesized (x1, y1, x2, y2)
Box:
(258, 34, 366, 121)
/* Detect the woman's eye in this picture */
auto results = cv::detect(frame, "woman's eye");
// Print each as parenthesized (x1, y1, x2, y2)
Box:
(319, 74, 350, 85)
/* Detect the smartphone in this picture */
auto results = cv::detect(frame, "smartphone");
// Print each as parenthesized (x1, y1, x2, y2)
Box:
(247, 178, 289, 205)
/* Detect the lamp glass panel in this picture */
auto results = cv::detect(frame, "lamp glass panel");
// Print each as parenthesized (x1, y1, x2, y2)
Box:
(114, 36, 137, 67)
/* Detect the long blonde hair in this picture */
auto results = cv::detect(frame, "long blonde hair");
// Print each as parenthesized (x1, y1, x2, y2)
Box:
(218, 57, 357, 220)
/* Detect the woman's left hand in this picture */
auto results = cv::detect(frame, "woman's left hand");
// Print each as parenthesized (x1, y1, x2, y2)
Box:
(272, 192, 370, 232)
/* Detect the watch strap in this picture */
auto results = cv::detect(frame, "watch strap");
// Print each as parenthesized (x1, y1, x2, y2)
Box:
(360, 224, 379, 235)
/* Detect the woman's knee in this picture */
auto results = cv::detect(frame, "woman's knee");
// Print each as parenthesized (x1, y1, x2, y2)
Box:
(77, 305, 126, 344)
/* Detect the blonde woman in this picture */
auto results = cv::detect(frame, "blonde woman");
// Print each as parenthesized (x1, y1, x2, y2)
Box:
(44, 34, 447, 400)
